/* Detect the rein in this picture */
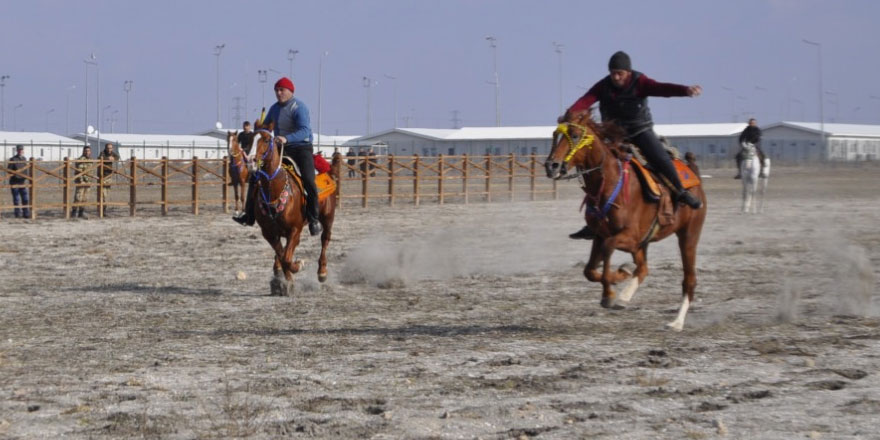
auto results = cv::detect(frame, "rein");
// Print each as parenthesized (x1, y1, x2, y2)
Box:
(254, 129, 282, 181)
(253, 128, 289, 217)
(556, 121, 627, 219)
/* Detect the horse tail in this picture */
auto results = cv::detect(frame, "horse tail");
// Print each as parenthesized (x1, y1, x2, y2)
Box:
(330, 152, 343, 206)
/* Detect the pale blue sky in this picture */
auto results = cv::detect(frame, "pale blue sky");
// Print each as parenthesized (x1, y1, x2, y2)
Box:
(1, 0, 878, 135)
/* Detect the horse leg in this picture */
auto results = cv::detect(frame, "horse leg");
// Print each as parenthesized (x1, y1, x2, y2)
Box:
(316, 212, 333, 283)
(667, 229, 700, 331)
(617, 246, 648, 305)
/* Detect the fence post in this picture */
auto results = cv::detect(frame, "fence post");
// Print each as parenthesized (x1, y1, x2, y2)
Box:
(462, 154, 469, 204)
(508, 153, 515, 202)
(161, 157, 169, 216)
(361, 154, 369, 208)
(413, 154, 420, 206)
(63, 157, 71, 219)
(222, 156, 229, 213)
(529, 154, 537, 201)
(388, 155, 395, 206)
(97, 158, 105, 218)
(27, 159, 36, 219)
(130, 157, 137, 216)
(485, 155, 492, 203)
(438, 154, 445, 204)
(192, 156, 199, 215)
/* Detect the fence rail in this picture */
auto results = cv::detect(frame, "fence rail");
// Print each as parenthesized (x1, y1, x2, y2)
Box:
(1, 154, 571, 219)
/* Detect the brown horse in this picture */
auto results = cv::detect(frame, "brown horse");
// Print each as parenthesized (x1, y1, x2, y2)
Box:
(249, 122, 339, 296)
(226, 131, 249, 214)
(545, 110, 707, 331)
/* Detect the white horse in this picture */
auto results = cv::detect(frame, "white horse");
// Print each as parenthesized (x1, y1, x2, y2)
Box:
(740, 142, 770, 213)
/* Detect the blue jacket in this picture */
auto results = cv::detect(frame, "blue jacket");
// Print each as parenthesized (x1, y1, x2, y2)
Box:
(265, 97, 312, 146)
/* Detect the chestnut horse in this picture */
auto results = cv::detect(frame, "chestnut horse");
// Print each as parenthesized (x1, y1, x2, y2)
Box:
(248, 122, 339, 296)
(545, 110, 707, 331)
(227, 131, 249, 214)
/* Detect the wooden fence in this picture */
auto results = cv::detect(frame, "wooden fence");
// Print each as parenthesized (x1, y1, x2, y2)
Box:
(0, 154, 571, 219)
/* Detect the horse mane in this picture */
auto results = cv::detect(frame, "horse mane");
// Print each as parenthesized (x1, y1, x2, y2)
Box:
(569, 110, 628, 158)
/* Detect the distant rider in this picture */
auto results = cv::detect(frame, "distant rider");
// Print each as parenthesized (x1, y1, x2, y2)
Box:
(734, 118, 766, 179)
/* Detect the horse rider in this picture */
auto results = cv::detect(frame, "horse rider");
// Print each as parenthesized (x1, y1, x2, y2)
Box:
(734, 118, 766, 179)
(565, 51, 703, 240)
(233, 77, 323, 236)
(237, 120, 256, 157)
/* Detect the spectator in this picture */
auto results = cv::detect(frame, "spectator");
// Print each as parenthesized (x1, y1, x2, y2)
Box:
(237, 120, 256, 157)
(73, 146, 92, 219)
(98, 142, 120, 216)
(346, 149, 357, 178)
(7, 145, 30, 218)
(367, 148, 378, 177)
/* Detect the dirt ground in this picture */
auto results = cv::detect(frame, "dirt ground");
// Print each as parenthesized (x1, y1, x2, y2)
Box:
(1, 165, 878, 439)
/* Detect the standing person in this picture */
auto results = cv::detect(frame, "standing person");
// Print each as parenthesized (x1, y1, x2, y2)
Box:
(73, 146, 92, 219)
(7, 145, 30, 218)
(98, 142, 120, 216)
(237, 120, 256, 157)
(345, 149, 357, 178)
(233, 77, 322, 236)
(734, 118, 766, 179)
(565, 51, 703, 240)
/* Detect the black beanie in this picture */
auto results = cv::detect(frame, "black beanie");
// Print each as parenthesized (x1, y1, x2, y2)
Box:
(608, 51, 632, 71)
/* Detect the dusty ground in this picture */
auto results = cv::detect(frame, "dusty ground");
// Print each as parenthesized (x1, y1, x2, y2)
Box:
(1, 165, 878, 439)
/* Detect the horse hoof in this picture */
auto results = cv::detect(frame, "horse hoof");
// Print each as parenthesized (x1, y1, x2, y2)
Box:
(270, 276, 290, 296)
(600, 297, 614, 309)
(318, 271, 328, 283)
(664, 322, 684, 332)
(292, 259, 306, 273)
(612, 300, 628, 310)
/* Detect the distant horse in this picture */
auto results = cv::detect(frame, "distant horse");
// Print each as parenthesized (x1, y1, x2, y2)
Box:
(248, 122, 340, 295)
(227, 131, 249, 214)
(545, 110, 707, 331)
(740, 142, 770, 214)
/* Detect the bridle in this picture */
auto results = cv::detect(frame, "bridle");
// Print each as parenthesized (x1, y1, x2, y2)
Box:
(552, 121, 605, 180)
(253, 129, 282, 181)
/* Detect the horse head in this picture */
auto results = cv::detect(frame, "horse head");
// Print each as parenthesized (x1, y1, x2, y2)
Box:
(545, 110, 605, 179)
(227, 130, 240, 156)
(250, 121, 277, 175)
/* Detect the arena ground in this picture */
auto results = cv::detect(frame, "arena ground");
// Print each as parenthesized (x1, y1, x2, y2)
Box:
(1, 165, 878, 439)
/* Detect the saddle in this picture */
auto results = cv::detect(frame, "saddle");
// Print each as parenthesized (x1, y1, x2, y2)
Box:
(281, 155, 336, 204)
(620, 143, 700, 228)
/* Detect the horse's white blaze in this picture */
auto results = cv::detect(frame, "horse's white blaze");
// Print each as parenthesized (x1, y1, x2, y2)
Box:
(666, 296, 690, 331)
(618, 278, 640, 302)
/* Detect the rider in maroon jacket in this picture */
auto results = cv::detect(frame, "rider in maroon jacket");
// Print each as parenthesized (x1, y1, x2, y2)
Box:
(566, 51, 703, 240)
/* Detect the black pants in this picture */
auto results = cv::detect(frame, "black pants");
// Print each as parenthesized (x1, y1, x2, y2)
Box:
(630, 130, 683, 192)
(283, 144, 320, 222)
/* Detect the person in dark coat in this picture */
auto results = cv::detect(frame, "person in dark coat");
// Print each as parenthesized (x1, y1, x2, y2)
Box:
(7, 145, 30, 218)
(734, 118, 766, 179)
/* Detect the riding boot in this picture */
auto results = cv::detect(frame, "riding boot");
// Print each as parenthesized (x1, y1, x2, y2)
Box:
(677, 189, 703, 209)
(306, 203, 322, 237)
(569, 225, 596, 240)
(233, 184, 256, 226)
(734, 157, 742, 179)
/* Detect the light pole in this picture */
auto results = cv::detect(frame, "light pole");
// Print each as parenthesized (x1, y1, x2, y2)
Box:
(485, 36, 500, 126)
(287, 49, 299, 78)
(802, 38, 825, 156)
(65, 85, 75, 135)
(109, 110, 119, 133)
(102, 105, 112, 132)
(124, 80, 133, 133)
(553, 42, 564, 115)
(0, 75, 9, 130)
(214, 43, 225, 128)
(83, 53, 97, 147)
(45, 108, 54, 131)
(825, 90, 838, 122)
(317, 51, 329, 147)
(257, 69, 267, 108)
(13, 104, 22, 131)
(384, 74, 397, 128)
(362, 76, 377, 135)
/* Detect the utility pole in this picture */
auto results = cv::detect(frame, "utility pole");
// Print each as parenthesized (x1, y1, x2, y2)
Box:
(363, 76, 376, 134)
(553, 42, 564, 115)
(450, 110, 461, 129)
(214, 43, 225, 127)
(485, 36, 500, 126)
(124, 80, 133, 133)
(287, 49, 299, 78)
(0, 75, 9, 131)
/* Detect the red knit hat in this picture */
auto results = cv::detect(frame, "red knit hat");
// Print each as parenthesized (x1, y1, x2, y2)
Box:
(274, 77, 294, 93)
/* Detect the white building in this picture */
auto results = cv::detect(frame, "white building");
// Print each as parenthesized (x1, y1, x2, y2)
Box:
(761, 122, 880, 162)
(1, 131, 85, 161)
(72, 132, 229, 160)
(199, 128, 358, 157)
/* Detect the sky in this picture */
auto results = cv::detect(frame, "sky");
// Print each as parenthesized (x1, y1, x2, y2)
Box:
(1, 0, 879, 136)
